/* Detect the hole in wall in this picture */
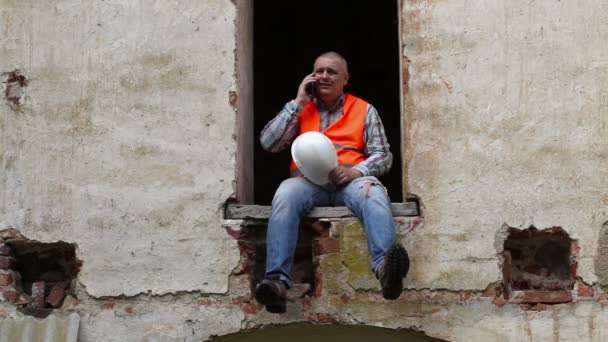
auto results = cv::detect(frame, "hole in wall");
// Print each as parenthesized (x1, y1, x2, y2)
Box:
(1, 229, 81, 318)
(2, 69, 28, 107)
(502, 226, 575, 291)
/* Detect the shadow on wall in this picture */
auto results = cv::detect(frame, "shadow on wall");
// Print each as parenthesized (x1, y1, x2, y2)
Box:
(595, 221, 608, 289)
(208, 324, 448, 342)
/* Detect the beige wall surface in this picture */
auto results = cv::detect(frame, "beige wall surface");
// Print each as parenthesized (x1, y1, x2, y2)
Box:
(1, 0, 608, 341)
(0, 0, 240, 297)
(403, 0, 608, 290)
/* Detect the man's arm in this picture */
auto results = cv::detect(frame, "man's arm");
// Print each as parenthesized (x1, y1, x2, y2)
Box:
(259, 101, 302, 153)
(353, 104, 393, 177)
(260, 73, 318, 153)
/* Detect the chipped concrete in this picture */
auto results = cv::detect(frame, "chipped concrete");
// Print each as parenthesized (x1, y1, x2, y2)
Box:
(2, 69, 28, 108)
(595, 222, 608, 288)
(0, 0, 239, 297)
(403, 0, 608, 289)
(1, 0, 607, 341)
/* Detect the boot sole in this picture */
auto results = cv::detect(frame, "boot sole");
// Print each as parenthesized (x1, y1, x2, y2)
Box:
(255, 282, 286, 313)
(382, 243, 410, 300)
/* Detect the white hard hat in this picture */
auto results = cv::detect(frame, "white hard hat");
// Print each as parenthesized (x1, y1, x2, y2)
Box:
(291, 131, 338, 185)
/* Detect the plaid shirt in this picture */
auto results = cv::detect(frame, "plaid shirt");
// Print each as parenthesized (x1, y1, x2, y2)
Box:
(260, 94, 393, 177)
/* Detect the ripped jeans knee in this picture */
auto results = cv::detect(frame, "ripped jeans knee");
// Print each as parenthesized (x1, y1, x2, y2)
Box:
(348, 176, 389, 199)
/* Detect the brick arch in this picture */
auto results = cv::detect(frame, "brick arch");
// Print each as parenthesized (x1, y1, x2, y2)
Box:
(209, 323, 448, 342)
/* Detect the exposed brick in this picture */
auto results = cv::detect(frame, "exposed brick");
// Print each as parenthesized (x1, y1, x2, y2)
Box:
(0, 272, 14, 286)
(62, 295, 80, 311)
(313, 271, 323, 297)
(15, 293, 31, 305)
(310, 222, 330, 238)
(459, 292, 474, 301)
(526, 303, 550, 311)
(313, 238, 340, 255)
(301, 298, 312, 311)
(521, 290, 572, 304)
(0, 228, 22, 240)
(316, 313, 328, 322)
(340, 294, 351, 304)
(241, 302, 257, 315)
(45, 285, 65, 307)
(223, 226, 242, 239)
(502, 251, 512, 299)
(0, 256, 16, 270)
(1, 289, 20, 303)
(0, 244, 12, 256)
(101, 302, 115, 310)
(492, 297, 507, 307)
(30, 281, 46, 308)
(482, 285, 501, 298)
(197, 298, 215, 305)
(237, 241, 256, 257)
(290, 269, 309, 284)
(570, 240, 580, 257)
(331, 315, 342, 323)
(124, 306, 133, 314)
(577, 283, 594, 297)
(21, 307, 52, 319)
(570, 262, 578, 278)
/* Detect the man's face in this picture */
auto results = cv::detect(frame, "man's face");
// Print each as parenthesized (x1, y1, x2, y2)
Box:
(312, 56, 349, 101)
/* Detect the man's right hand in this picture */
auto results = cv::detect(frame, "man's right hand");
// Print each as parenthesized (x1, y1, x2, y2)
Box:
(295, 73, 317, 107)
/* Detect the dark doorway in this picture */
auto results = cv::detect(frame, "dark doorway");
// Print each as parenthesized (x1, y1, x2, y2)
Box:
(254, 0, 402, 204)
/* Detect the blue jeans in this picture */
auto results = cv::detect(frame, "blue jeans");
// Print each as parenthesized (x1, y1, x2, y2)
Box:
(265, 176, 396, 288)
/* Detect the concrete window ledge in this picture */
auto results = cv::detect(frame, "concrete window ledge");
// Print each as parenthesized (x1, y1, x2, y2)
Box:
(223, 202, 421, 302)
(224, 202, 419, 220)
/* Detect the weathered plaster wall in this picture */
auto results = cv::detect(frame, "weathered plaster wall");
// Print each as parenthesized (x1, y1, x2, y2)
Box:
(404, 0, 608, 290)
(1, 0, 607, 341)
(0, 0, 240, 297)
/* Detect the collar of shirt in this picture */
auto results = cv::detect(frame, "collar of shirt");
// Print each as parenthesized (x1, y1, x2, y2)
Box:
(314, 94, 345, 113)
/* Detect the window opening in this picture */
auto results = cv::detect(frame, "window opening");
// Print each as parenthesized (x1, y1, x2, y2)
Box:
(252, 0, 403, 204)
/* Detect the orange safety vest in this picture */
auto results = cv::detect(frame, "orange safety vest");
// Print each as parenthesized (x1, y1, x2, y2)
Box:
(290, 93, 368, 177)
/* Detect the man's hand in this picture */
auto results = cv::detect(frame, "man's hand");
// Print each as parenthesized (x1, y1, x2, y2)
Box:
(329, 165, 363, 185)
(295, 73, 317, 107)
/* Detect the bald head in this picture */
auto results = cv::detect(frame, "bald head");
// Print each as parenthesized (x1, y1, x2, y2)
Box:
(314, 52, 348, 73)
(311, 51, 350, 105)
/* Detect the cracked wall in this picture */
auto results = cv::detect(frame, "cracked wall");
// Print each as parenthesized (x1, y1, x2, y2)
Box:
(1, 0, 607, 341)
(0, 1, 240, 298)
(403, 0, 608, 290)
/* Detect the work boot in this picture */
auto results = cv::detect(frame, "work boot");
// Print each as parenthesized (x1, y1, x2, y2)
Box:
(376, 242, 410, 300)
(255, 278, 287, 313)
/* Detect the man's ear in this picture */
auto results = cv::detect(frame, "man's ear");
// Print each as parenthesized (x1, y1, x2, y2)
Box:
(343, 72, 350, 86)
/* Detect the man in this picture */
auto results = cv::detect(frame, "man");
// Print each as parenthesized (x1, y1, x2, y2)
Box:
(257, 52, 409, 313)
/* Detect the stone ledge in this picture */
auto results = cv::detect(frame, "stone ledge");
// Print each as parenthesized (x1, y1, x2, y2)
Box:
(225, 202, 419, 220)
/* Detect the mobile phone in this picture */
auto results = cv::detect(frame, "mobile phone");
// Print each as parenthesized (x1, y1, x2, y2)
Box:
(305, 81, 317, 96)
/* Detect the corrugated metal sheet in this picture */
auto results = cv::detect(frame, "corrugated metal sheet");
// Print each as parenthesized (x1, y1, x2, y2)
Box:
(0, 313, 79, 342)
